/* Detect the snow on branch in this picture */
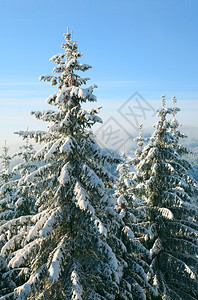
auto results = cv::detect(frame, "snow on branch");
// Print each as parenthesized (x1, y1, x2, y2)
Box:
(1, 233, 25, 257)
(90, 215, 107, 236)
(15, 264, 47, 299)
(73, 181, 94, 214)
(48, 237, 66, 282)
(24, 163, 53, 183)
(44, 139, 62, 160)
(81, 164, 104, 196)
(60, 136, 76, 153)
(158, 207, 174, 220)
(31, 109, 59, 122)
(150, 238, 163, 256)
(77, 109, 103, 125)
(0, 215, 31, 235)
(122, 226, 134, 240)
(162, 252, 197, 280)
(27, 211, 50, 241)
(98, 238, 119, 272)
(8, 238, 42, 268)
(58, 162, 72, 185)
(40, 208, 62, 237)
(71, 268, 83, 300)
(49, 53, 65, 63)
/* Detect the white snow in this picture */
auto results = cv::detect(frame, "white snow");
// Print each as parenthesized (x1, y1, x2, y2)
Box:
(1, 233, 24, 256)
(158, 207, 174, 220)
(49, 238, 65, 282)
(24, 163, 52, 183)
(78, 109, 102, 124)
(58, 162, 71, 185)
(117, 195, 127, 206)
(119, 209, 126, 219)
(40, 208, 61, 237)
(146, 147, 158, 161)
(98, 239, 118, 271)
(8, 239, 41, 268)
(71, 269, 83, 300)
(122, 226, 134, 239)
(44, 139, 62, 160)
(60, 136, 75, 153)
(81, 164, 104, 195)
(184, 264, 196, 279)
(74, 181, 94, 213)
(150, 238, 163, 256)
(92, 216, 107, 236)
(15, 197, 24, 207)
(15, 265, 46, 299)
(0, 216, 31, 235)
(27, 213, 49, 241)
(34, 144, 48, 159)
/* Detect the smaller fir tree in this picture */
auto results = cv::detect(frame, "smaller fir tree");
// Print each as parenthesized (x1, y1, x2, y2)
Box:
(11, 137, 39, 217)
(0, 142, 17, 222)
(114, 127, 155, 298)
(131, 96, 198, 300)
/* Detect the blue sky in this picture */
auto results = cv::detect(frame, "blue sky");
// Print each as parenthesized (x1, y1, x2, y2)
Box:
(0, 0, 198, 151)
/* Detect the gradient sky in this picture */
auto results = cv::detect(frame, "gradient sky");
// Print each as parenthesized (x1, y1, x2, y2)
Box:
(0, 0, 198, 151)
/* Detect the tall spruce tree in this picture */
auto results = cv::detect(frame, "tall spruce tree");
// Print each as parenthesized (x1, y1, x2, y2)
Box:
(0, 29, 151, 299)
(131, 96, 198, 299)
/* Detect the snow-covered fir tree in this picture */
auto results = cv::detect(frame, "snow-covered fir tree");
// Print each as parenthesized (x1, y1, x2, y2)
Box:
(0, 142, 12, 191)
(114, 125, 149, 235)
(11, 138, 38, 217)
(0, 138, 38, 224)
(131, 96, 198, 299)
(0, 142, 18, 223)
(0, 143, 21, 296)
(114, 127, 156, 298)
(0, 140, 40, 297)
(0, 29, 153, 299)
(0, 142, 11, 175)
(114, 153, 155, 298)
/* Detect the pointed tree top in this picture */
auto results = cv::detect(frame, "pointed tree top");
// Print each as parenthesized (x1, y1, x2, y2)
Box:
(161, 95, 166, 107)
(138, 124, 143, 137)
(134, 124, 146, 157)
(171, 96, 177, 106)
(137, 124, 144, 150)
(121, 151, 127, 162)
(171, 96, 178, 118)
(2, 140, 9, 154)
(64, 27, 73, 42)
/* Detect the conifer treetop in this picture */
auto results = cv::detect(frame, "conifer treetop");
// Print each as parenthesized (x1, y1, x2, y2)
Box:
(40, 27, 92, 90)
(16, 28, 103, 145)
